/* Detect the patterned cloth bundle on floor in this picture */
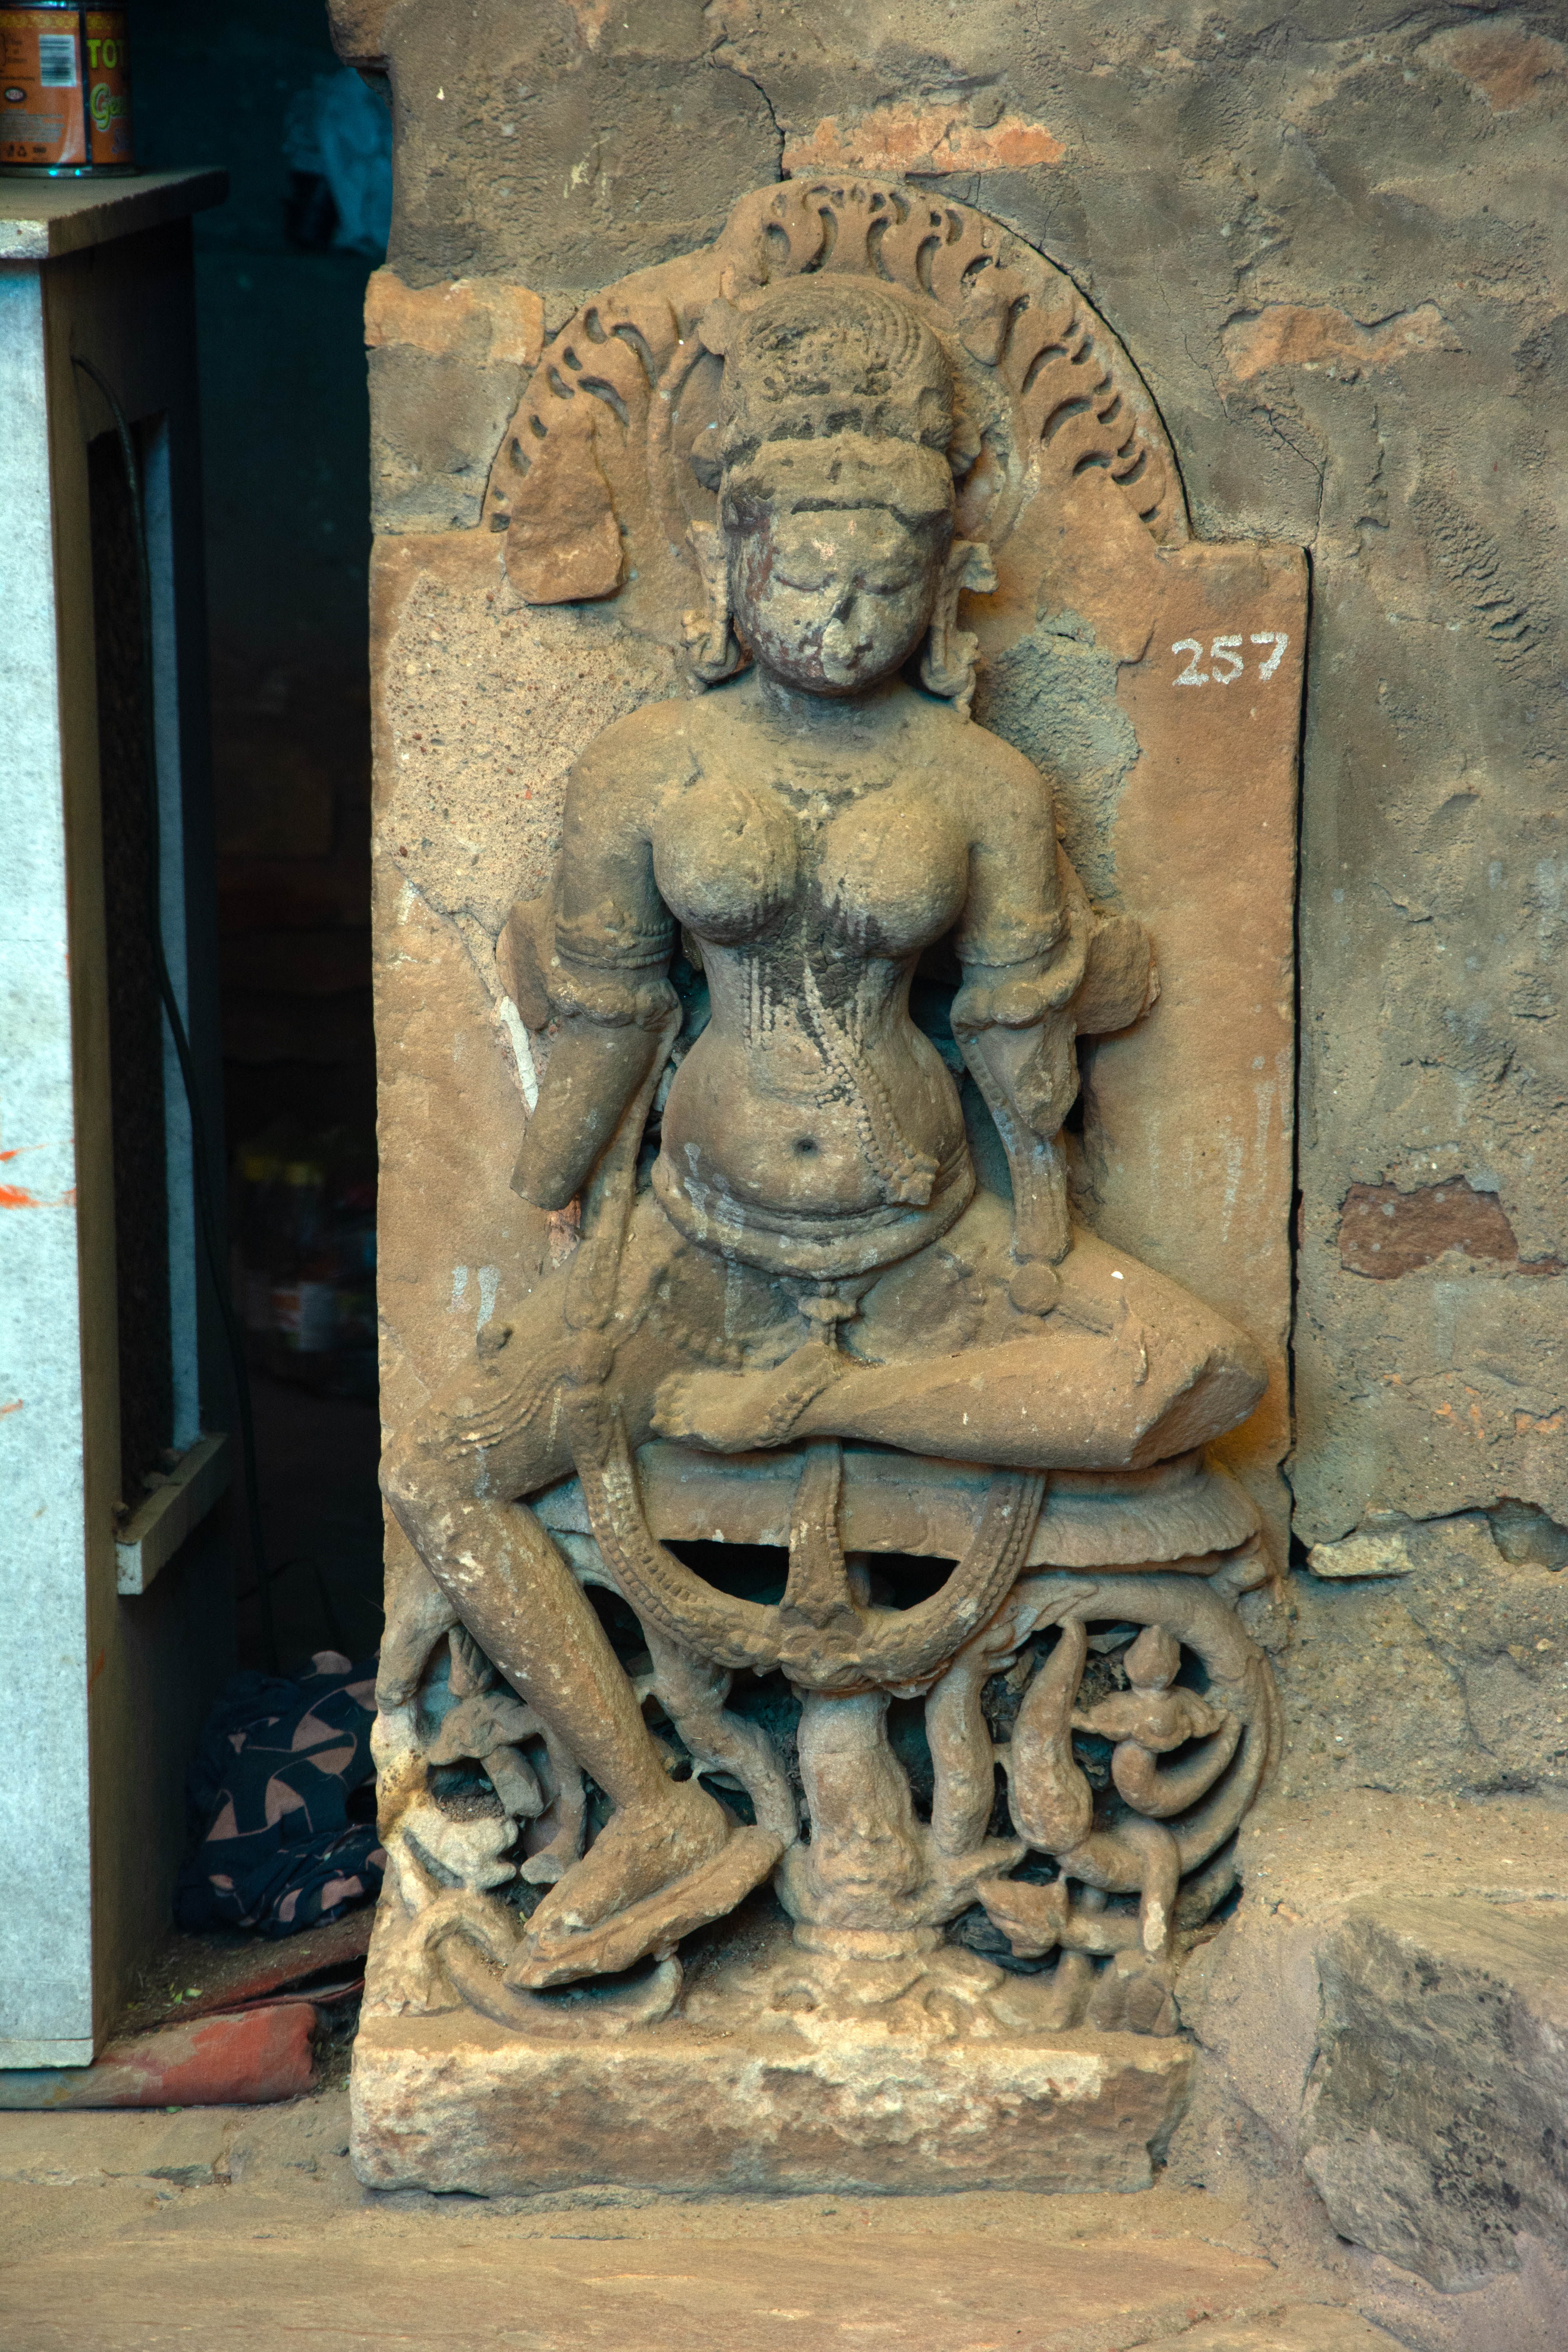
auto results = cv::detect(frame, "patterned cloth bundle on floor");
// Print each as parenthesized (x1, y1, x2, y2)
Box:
(176, 1651, 385, 1937)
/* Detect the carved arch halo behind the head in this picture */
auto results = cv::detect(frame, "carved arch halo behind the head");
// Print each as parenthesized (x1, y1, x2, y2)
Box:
(485, 177, 1189, 647)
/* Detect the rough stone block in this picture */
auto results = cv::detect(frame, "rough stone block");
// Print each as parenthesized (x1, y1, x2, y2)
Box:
(1305, 1529, 1416, 1581)
(1279, 1512, 1568, 1802)
(366, 269, 544, 532)
(1301, 1898, 1568, 2291)
(1181, 1788, 1568, 2342)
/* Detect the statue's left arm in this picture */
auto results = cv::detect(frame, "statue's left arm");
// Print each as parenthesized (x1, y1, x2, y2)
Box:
(951, 739, 1091, 1267)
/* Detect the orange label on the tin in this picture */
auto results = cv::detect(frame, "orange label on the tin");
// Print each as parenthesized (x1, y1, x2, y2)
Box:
(0, 7, 130, 168)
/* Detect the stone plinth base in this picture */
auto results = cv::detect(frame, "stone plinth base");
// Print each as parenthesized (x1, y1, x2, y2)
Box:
(350, 1907, 1191, 2197)
(351, 2011, 1188, 2197)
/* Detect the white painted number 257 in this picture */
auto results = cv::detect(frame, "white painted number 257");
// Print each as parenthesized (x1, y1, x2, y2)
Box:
(1171, 632, 1289, 686)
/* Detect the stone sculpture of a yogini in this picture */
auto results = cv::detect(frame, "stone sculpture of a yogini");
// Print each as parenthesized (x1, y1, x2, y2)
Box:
(374, 204, 1282, 2043)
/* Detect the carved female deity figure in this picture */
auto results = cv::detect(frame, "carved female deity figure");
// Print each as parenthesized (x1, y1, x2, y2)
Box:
(380, 276, 1267, 1998)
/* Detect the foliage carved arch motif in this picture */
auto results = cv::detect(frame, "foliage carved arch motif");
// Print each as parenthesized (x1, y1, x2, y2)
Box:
(485, 176, 1188, 633)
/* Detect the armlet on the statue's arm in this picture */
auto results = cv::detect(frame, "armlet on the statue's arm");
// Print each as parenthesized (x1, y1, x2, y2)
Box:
(507, 932, 678, 1210)
(950, 906, 1158, 1047)
(949, 869, 1088, 1042)
(543, 942, 678, 1031)
(951, 883, 1156, 1151)
(497, 895, 677, 1033)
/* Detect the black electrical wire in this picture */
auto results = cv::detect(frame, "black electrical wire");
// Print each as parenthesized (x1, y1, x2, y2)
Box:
(72, 353, 279, 1674)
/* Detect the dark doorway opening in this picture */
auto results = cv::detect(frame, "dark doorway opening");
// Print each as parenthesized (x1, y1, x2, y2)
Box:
(138, 0, 386, 1671)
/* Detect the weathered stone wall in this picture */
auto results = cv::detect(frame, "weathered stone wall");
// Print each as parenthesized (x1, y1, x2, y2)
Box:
(334, 0, 1567, 1798)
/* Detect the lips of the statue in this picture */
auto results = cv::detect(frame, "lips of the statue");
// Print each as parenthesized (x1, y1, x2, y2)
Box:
(730, 508, 945, 695)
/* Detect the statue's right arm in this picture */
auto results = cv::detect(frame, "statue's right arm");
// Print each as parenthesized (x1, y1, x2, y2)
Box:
(951, 734, 1089, 1265)
(510, 724, 677, 1212)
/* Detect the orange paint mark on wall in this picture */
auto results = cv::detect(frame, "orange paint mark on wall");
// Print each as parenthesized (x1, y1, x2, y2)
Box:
(365, 270, 543, 370)
(0, 1156, 76, 1209)
(1422, 22, 1565, 111)
(0, 1398, 22, 1419)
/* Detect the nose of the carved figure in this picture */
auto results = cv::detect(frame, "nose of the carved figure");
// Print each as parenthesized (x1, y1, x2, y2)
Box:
(821, 609, 870, 671)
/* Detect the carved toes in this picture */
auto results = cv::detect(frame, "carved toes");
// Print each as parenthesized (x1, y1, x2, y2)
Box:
(508, 1826, 784, 1990)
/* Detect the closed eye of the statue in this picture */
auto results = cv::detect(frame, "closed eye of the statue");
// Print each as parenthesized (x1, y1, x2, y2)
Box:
(771, 572, 920, 598)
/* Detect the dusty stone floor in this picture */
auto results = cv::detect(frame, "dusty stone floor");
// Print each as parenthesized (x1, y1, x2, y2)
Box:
(0, 2083, 1395, 2351)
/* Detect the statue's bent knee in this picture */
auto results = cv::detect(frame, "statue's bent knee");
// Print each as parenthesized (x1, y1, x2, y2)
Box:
(379, 1417, 452, 1529)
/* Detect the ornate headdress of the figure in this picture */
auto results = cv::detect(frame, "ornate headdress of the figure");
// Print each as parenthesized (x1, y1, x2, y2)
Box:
(688, 278, 996, 700)
(493, 180, 1187, 648)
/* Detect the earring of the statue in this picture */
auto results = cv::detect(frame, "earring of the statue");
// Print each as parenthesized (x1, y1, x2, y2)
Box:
(684, 520, 746, 684)
(921, 538, 998, 713)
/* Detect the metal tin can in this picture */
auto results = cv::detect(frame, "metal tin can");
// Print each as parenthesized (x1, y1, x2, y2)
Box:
(0, 4, 133, 176)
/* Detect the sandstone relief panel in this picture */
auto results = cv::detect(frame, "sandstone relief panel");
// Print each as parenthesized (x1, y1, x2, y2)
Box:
(337, 0, 1567, 1591)
(352, 176, 1305, 2194)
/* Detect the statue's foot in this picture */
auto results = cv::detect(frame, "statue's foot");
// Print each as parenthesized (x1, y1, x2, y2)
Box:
(508, 1782, 783, 1990)
(512, 1826, 785, 1991)
(653, 1345, 843, 1453)
(524, 1777, 728, 1946)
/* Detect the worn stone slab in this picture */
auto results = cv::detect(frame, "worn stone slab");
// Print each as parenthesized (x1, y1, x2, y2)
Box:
(351, 1998, 1191, 2200)
(0, 2231, 1392, 2352)
(1092, 544, 1306, 1549)
(0, 2083, 1400, 2349)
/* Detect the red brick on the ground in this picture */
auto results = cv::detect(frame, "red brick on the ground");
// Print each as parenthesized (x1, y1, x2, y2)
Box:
(0, 2004, 316, 2111)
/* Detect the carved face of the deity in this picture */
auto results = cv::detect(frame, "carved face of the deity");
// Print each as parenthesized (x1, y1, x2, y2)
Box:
(711, 278, 964, 699)
(726, 495, 951, 697)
